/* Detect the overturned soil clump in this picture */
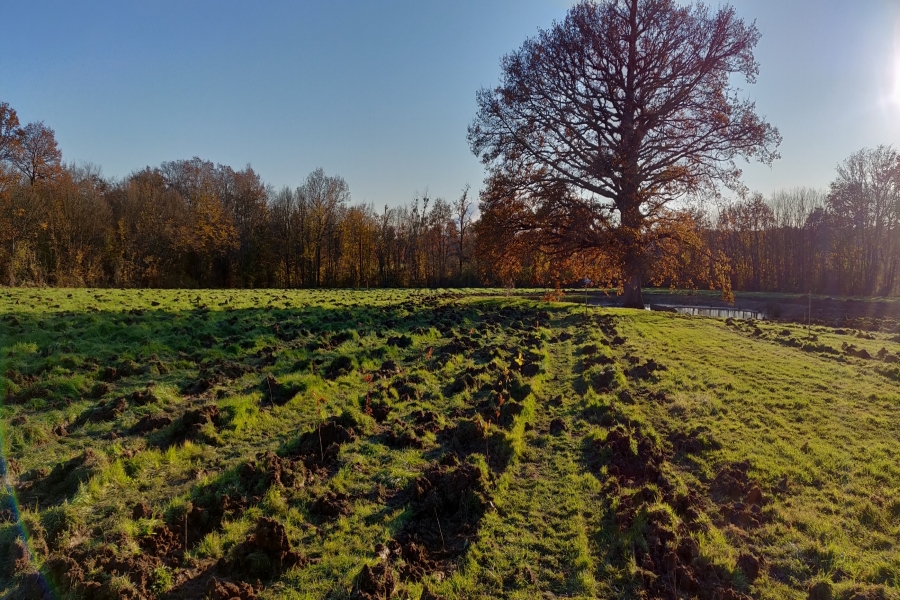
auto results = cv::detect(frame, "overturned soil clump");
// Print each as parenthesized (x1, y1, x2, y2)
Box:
(44, 545, 163, 600)
(141, 495, 248, 565)
(384, 420, 427, 450)
(141, 449, 304, 565)
(442, 418, 513, 473)
(260, 374, 305, 406)
(324, 355, 354, 380)
(624, 358, 667, 381)
(588, 425, 668, 485)
(184, 360, 254, 396)
(219, 517, 305, 580)
(668, 427, 722, 457)
(353, 561, 397, 600)
(157, 405, 222, 447)
(15, 449, 106, 508)
(128, 413, 172, 435)
(207, 578, 257, 600)
(366, 400, 391, 423)
(76, 396, 127, 426)
(288, 415, 359, 470)
(309, 491, 352, 520)
(586, 422, 755, 599)
(238, 450, 306, 496)
(711, 461, 769, 530)
(388, 462, 489, 581)
(383, 410, 441, 449)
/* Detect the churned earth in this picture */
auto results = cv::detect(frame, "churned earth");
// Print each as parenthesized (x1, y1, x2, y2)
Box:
(1, 288, 899, 599)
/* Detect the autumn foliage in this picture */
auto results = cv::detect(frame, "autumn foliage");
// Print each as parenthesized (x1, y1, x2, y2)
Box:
(1, 90, 900, 296)
(469, 0, 780, 306)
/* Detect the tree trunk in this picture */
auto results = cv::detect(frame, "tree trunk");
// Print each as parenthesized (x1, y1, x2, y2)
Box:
(619, 197, 644, 308)
(9, 240, 15, 287)
(622, 270, 643, 308)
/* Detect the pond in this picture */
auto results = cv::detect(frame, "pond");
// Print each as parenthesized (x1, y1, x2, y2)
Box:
(584, 295, 767, 320)
(649, 304, 766, 320)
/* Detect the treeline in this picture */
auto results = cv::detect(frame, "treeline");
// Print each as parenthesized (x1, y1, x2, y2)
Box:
(2, 99, 900, 296)
(712, 146, 900, 296)
(0, 160, 477, 288)
(0, 103, 477, 288)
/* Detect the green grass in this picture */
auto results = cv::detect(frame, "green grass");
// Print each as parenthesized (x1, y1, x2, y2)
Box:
(1, 288, 899, 599)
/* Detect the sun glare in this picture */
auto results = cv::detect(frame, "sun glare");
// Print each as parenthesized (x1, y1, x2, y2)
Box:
(886, 24, 900, 110)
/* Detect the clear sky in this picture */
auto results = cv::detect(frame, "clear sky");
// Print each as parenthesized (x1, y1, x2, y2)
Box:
(2, 1, 899, 207)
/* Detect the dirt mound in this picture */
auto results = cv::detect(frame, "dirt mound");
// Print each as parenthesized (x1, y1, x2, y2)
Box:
(132, 502, 154, 520)
(711, 461, 761, 502)
(16, 449, 106, 508)
(549, 417, 568, 435)
(586, 365, 622, 393)
(497, 401, 524, 428)
(366, 400, 391, 422)
(389, 463, 489, 581)
(141, 494, 248, 565)
(0, 495, 17, 523)
(584, 418, 754, 599)
(411, 409, 440, 431)
(88, 382, 110, 399)
(99, 360, 141, 382)
(238, 450, 305, 496)
(128, 414, 172, 435)
(44, 544, 162, 599)
(517, 360, 540, 378)
(737, 553, 761, 582)
(183, 377, 215, 396)
(219, 517, 304, 580)
(589, 426, 668, 485)
(583, 353, 615, 369)
(182, 359, 252, 397)
(309, 491, 352, 520)
(444, 418, 513, 473)
(290, 415, 358, 468)
(260, 374, 305, 406)
(353, 561, 396, 599)
(391, 377, 421, 401)
(447, 372, 476, 394)
(385, 420, 427, 449)
(711, 462, 768, 529)
(668, 427, 721, 456)
(377, 360, 402, 377)
(128, 387, 158, 405)
(382, 409, 440, 447)
(625, 358, 666, 380)
(325, 355, 354, 379)
(3, 537, 31, 579)
(78, 396, 127, 425)
(387, 334, 413, 348)
(160, 405, 221, 447)
(207, 577, 257, 600)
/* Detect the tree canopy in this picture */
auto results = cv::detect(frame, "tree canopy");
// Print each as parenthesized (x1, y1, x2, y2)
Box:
(469, 0, 780, 306)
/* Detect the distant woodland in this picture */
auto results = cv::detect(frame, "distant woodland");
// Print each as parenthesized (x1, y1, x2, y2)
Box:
(2, 101, 900, 296)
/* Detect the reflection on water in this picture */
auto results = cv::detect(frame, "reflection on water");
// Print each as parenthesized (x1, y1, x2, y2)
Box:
(650, 304, 766, 320)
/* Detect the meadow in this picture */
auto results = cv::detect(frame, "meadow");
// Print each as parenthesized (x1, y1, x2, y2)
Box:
(1, 288, 899, 600)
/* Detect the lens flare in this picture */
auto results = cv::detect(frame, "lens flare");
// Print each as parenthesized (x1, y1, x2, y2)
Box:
(887, 24, 900, 110)
(1, 425, 56, 597)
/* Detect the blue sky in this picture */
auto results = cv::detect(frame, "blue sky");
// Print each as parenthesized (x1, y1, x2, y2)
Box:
(2, 1, 899, 207)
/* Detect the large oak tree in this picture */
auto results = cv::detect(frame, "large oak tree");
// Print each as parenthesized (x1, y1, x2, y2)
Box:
(469, 0, 780, 307)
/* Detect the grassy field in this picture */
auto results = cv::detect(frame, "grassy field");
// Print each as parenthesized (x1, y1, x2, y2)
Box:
(1, 288, 899, 600)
